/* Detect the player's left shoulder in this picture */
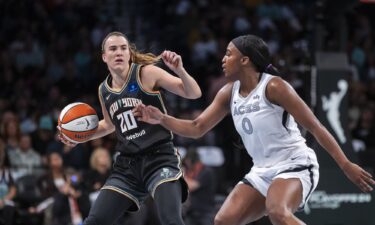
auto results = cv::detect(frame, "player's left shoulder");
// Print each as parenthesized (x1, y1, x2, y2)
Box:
(141, 64, 164, 75)
(267, 76, 289, 92)
(266, 77, 294, 102)
(139, 64, 164, 84)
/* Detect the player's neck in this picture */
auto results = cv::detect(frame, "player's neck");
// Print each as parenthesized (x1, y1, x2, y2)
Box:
(239, 71, 261, 95)
(110, 67, 130, 89)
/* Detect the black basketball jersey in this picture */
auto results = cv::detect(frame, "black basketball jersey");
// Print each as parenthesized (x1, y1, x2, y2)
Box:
(99, 63, 173, 155)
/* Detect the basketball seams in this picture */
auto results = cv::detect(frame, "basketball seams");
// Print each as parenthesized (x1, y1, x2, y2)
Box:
(60, 115, 99, 132)
(61, 114, 98, 129)
(61, 104, 96, 123)
(59, 102, 84, 122)
(62, 113, 98, 125)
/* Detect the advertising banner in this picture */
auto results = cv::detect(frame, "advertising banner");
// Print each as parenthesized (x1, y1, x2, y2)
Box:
(302, 52, 374, 225)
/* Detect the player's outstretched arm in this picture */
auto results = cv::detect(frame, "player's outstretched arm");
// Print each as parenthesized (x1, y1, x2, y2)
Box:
(267, 77, 375, 192)
(133, 83, 232, 138)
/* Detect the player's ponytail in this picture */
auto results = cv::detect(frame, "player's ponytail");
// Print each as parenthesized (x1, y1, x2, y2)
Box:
(129, 43, 161, 65)
(231, 35, 280, 76)
(263, 63, 280, 76)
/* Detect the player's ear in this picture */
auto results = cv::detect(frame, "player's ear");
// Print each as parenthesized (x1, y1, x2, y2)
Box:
(241, 56, 250, 65)
(102, 53, 107, 63)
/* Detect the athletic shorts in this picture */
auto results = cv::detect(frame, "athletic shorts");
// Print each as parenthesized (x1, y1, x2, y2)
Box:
(102, 142, 188, 212)
(240, 150, 319, 210)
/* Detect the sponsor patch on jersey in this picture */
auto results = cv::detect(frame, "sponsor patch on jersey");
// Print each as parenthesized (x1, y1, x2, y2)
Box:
(128, 83, 139, 93)
(160, 168, 173, 178)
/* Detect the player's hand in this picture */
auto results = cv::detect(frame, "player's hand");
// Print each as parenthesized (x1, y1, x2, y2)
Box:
(57, 126, 77, 148)
(132, 104, 164, 124)
(161, 50, 184, 75)
(342, 162, 375, 192)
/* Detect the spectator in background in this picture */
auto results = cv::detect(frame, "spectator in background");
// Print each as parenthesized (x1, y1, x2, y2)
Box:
(9, 134, 43, 178)
(14, 34, 45, 73)
(352, 104, 375, 150)
(35, 151, 91, 225)
(46, 136, 91, 171)
(84, 147, 112, 204)
(1, 118, 22, 154)
(51, 168, 90, 225)
(32, 151, 67, 225)
(32, 115, 56, 160)
(191, 29, 218, 67)
(183, 148, 216, 225)
(37, 152, 66, 198)
(0, 138, 17, 225)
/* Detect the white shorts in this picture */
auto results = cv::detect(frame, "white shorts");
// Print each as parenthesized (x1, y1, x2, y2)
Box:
(240, 150, 319, 210)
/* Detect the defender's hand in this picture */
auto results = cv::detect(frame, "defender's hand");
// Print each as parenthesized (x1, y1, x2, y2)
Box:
(342, 162, 375, 192)
(133, 104, 164, 124)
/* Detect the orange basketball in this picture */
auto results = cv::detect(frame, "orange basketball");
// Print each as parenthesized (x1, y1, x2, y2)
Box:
(58, 102, 99, 144)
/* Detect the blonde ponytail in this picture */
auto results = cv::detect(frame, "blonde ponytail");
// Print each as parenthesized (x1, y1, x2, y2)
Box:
(129, 43, 161, 65)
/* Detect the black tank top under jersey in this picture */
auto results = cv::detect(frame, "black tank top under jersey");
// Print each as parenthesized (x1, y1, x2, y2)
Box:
(99, 63, 173, 155)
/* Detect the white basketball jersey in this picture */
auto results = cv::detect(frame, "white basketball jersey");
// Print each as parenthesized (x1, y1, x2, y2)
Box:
(231, 73, 314, 167)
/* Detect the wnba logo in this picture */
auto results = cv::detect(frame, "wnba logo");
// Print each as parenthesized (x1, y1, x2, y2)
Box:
(321, 80, 348, 144)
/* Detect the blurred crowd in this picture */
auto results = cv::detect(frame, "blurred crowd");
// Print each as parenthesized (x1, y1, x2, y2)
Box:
(0, 0, 374, 225)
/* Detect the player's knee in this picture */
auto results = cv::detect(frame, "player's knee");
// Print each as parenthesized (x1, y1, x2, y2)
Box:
(266, 204, 292, 224)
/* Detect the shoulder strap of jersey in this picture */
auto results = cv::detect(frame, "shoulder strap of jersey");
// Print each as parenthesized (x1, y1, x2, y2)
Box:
(98, 82, 105, 103)
(230, 81, 240, 108)
(128, 63, 141, 82)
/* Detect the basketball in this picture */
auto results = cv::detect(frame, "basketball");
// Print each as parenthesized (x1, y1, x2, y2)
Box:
(58, 102, 99, 144)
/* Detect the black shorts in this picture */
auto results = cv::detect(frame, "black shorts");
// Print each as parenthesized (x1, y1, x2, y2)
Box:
(102, 142, 188, 212)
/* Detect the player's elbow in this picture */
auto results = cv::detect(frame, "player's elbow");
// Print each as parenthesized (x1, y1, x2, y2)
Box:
(185, 90, 202, 99)
(190, 133, 204, 139)
(191, 89, 202, 99)
(189, 121, 206, 139)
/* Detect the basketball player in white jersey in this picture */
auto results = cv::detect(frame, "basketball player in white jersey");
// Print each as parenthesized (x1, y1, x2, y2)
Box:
(133, 35, 375, 225)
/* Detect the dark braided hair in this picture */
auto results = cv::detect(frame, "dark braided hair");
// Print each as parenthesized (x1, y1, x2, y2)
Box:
(231, 35, 280, 76)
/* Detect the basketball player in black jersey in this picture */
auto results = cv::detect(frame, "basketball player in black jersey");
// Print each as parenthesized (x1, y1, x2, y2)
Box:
(59, 31, 201, 225)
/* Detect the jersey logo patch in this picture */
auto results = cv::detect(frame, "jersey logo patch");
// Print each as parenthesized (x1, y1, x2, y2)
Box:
(128, 83, 139, 93)
(160, 168, 173, 178)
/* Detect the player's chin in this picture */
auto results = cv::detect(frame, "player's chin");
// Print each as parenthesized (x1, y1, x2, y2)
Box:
(112, 65, 126, 72)
(224, 72, 235, 81)
(113, 63, 125, 68)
